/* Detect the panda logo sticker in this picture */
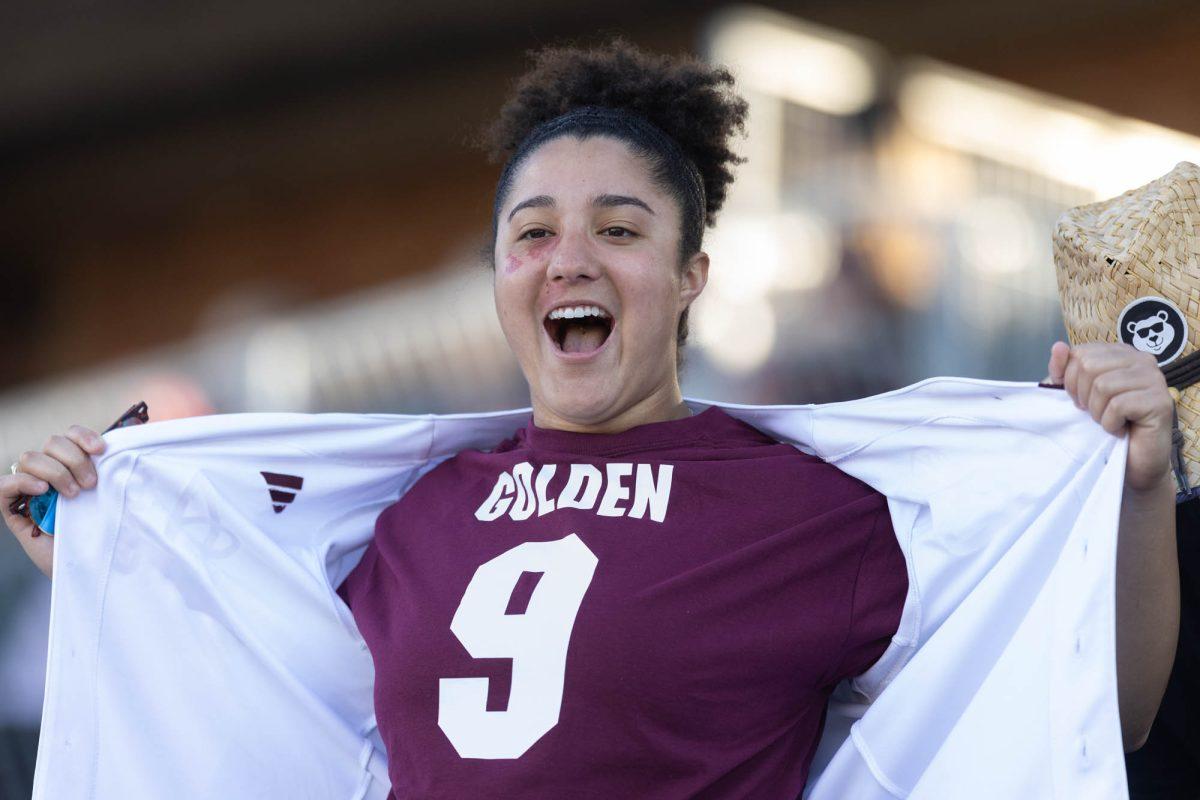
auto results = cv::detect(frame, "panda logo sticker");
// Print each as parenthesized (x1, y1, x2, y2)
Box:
(1117, 296, 1188, 365)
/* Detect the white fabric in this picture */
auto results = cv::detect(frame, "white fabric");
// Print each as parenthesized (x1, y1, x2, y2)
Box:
(32, 376, 1129, 799)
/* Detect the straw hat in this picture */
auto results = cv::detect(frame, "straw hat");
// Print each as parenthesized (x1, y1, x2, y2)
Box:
(1053, 161, 1200, 496)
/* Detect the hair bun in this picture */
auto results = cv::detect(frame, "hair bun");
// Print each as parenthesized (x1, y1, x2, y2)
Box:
(483, 39, 748, 226)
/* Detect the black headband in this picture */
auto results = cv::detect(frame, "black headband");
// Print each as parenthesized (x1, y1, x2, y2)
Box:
(493, 106, 707, 251)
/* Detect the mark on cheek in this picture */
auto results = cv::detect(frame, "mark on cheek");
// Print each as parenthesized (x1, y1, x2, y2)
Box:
(504, 237, 557, 274)
(527, 236, 557, 259)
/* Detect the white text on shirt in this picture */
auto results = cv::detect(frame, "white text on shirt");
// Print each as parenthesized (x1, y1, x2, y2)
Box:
(474, 462, 674, 523)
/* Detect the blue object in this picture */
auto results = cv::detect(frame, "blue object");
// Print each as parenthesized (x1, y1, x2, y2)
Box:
(17, 400, 149, 538)
(28, 489, 57, 536)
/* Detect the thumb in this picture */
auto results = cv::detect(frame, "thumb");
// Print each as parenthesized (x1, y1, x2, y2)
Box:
(1044, 340, 1070, 384)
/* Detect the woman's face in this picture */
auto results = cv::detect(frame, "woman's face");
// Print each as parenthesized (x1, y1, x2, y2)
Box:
(493, 135, 707, 430)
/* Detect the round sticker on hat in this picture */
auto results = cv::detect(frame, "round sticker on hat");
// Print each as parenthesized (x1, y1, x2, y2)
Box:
(1117, 295, 1188, 365)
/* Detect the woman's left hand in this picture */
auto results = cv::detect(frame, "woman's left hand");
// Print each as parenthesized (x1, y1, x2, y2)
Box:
(1044, 340, 1175, 492)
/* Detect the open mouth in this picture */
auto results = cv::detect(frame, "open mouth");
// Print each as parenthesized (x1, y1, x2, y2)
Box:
(544, 304, 614, 355)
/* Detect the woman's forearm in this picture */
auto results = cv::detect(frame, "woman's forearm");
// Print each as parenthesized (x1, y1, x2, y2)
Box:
(1114, 467, 1179, 751)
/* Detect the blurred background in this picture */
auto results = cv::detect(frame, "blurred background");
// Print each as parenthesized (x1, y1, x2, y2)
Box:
(2, 0, 1199, 792)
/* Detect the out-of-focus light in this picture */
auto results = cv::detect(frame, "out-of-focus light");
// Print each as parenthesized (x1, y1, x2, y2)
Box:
(955, 196, 1038, 276)
(856, 222, 942, 310)
(875, 125, 976, 217)
(244, 321, 313, 411)
(775, 211, 839, 291)
(705, 211, 839, 302)
(706, 216, 781, 302)
(696, 295, 776, 374)
(132, 373, 215, 420)
(1101, 125, 1200, 198)
(898, 60, 1200, 198)
(707, 7, 880, 115)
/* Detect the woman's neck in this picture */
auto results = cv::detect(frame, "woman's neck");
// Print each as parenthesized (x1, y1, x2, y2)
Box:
(531, 382, 692, 435)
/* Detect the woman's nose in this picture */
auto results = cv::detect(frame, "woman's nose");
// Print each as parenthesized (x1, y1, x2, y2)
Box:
(547, 232, 601, 283)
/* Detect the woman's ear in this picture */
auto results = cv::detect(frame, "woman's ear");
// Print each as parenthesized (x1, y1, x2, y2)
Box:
(680, 250, 709, 308)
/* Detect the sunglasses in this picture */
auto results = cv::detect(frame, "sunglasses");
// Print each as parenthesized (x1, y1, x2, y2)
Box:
(8, 401, 149, 537)
(1135, 321, 1165, 337)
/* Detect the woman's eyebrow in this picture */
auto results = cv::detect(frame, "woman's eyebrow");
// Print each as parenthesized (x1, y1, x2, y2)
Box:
(594, 194, 655, 215)
(506, 195, 554, 222)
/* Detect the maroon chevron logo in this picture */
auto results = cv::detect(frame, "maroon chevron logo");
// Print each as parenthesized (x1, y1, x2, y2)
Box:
(261, 471, 304, 513)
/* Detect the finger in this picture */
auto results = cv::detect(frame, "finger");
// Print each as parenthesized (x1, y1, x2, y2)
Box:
(43, 433, 96, 489)
(0, 472, 51, 505)
(67, 424, 105, 456)
(1068, 345, 1132, 411)
(17, 450, 81, 498)
(1045, 341, 1070, 384)
(1098, 389, 1153, 436)
(1076, 359, 1100, 414)
(1086, 368, 1148, 425)
(1075, 342, 1142, 371)
(0, 473, 51, 539)
(1063, 351, 1082, 408)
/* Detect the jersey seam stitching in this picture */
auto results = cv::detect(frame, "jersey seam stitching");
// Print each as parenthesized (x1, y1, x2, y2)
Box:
(815, 413, 1090, 467)
(825, 501, 890, 688)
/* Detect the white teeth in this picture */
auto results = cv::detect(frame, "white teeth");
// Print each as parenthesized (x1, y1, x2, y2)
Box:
(547, 305, 610, 321)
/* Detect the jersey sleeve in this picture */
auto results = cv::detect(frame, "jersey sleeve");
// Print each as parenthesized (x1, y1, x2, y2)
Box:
(336, 538, 380, 610)
(829, 501, 908, 683)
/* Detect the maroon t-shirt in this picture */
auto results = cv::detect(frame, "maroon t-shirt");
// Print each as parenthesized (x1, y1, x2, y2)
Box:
(339, 406, 907, 799)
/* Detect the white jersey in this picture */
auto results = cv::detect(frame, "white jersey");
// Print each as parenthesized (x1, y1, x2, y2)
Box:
(33, 377, 1129, 799)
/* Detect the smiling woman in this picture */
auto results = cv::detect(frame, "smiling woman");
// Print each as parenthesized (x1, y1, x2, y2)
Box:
(493, 134, 708, 431)
(481, 41, 748, 433)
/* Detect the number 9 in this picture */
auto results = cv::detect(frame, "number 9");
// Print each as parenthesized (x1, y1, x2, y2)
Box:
(438, 534, 598, 759)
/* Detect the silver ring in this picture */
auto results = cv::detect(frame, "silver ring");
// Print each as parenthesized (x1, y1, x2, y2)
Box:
(9, 462, 17, 475)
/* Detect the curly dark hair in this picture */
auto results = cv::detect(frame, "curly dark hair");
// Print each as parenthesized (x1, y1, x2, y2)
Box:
(483, 40, 749, 363)
(484, 38, 749, 243)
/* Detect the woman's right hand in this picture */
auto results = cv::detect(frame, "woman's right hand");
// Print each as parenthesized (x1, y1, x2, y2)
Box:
(1, 425, 106, 579)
